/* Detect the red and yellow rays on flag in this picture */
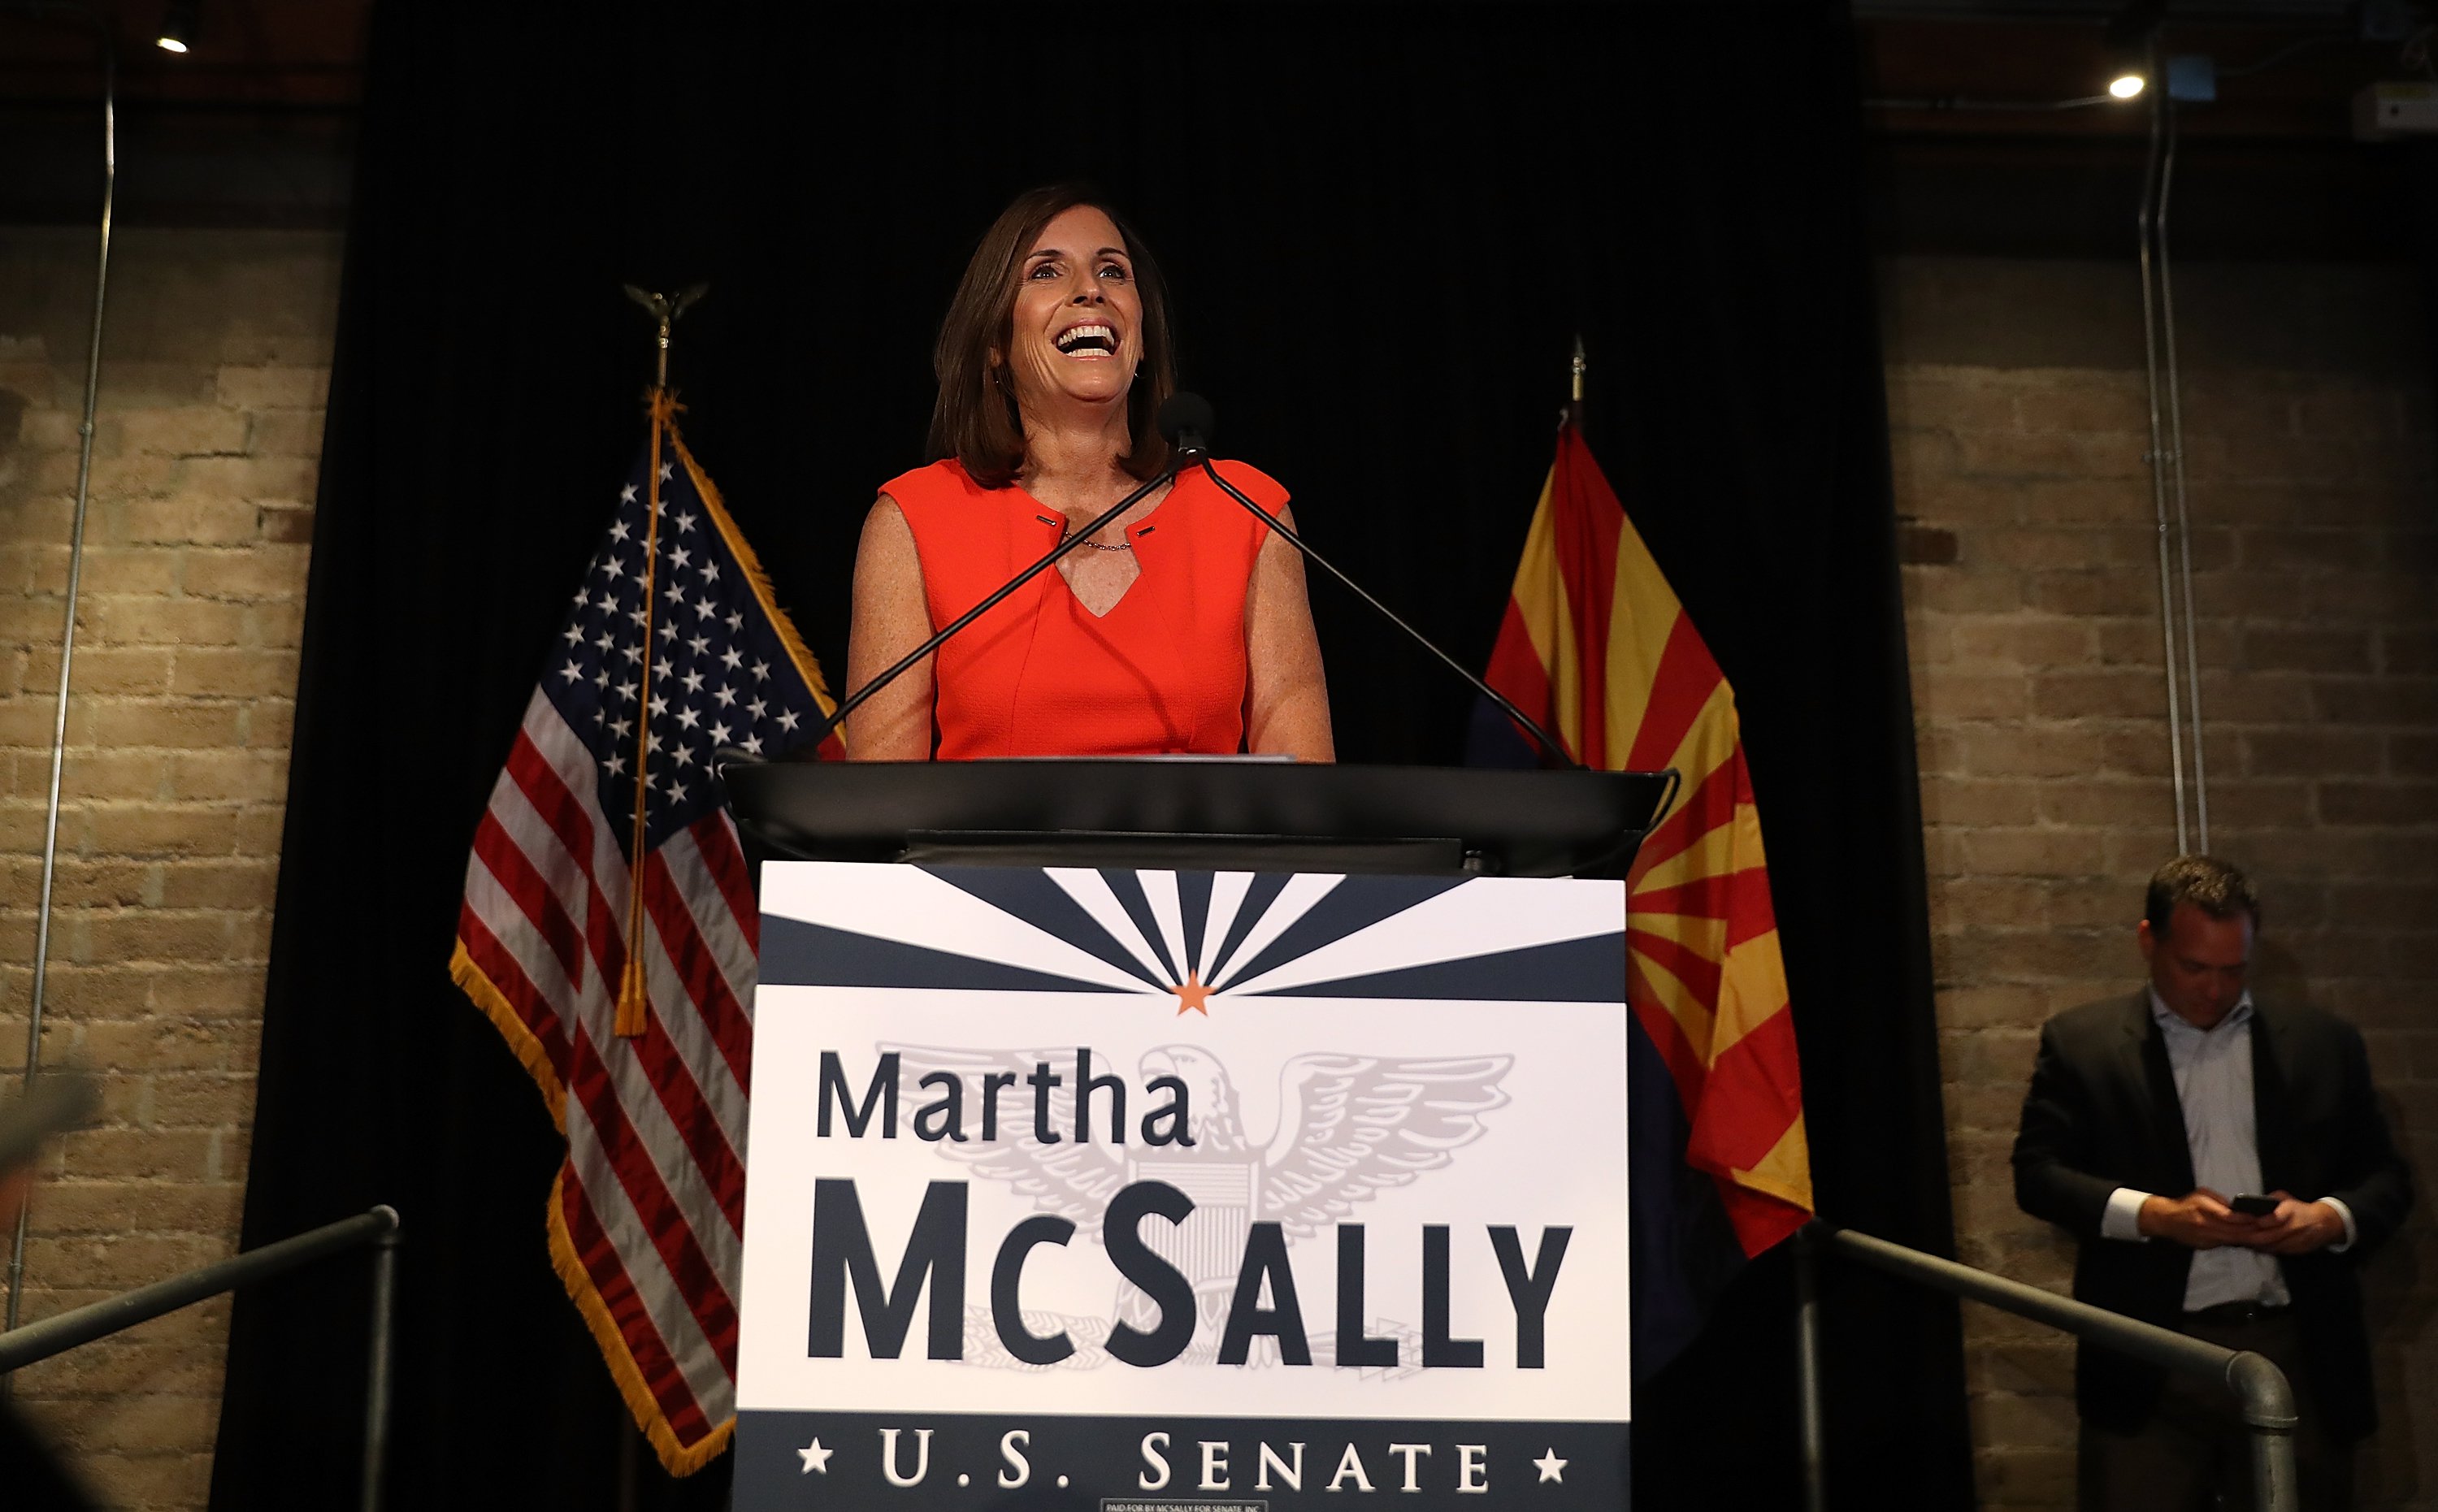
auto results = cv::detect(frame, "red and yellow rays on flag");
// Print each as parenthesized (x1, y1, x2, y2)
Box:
(1480, 422, 1812, 1255)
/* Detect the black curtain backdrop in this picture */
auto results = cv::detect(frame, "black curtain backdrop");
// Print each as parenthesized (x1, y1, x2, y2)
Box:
(209, 5, 1971, 1508)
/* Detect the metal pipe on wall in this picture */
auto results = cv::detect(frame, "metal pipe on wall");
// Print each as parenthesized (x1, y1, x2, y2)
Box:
(2145, 41, 2204, 858)
(1, 0, 115, 1341)
(2154, 96, 2212, 853)
(2137, 37, 2212, 857)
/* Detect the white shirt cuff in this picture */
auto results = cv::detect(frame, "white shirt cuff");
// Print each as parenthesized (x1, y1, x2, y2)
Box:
(2102, 1187, 2153, 1241)
(2321, 1196, 2357, 1252)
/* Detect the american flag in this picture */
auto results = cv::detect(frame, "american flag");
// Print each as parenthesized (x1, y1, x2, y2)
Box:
(451, 396, 836, 1473)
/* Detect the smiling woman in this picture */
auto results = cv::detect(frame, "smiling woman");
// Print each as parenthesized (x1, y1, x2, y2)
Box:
(843, 184, 1334, 762)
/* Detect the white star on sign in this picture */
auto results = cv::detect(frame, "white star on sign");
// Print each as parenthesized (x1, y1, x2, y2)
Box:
(609, 519, 631, 543)
(681, 671, 705, 694)
(663, 580, 688, 605)
(751, 660, 770, 682)
(669, 546, 691, 570)
(657, 462, 673, 481)
(605, 754, 626, 777)
(709, 721, 732, 744)
(620, 484, 637, 504)
(796, 1438, 832, 1475)
(698, 561, 719, 583)
(720, 648, 743, 670)
(688, 634, 710, 656)
(602, 557, 626, 580)
(675, 707, 701, 730)
(724, 611, 743, 631)
(562, 624, 583, 644)
(674, 510, 696, 532)
(1534, 1449, 1567, 1484)
(776, 710, 800, 732)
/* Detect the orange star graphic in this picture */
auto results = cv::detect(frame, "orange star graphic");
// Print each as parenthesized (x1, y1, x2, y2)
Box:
(1169, 973, 1213, 1016)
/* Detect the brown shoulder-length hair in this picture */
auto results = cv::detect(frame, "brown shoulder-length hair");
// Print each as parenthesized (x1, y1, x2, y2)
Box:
(928, 184, 1177, 489)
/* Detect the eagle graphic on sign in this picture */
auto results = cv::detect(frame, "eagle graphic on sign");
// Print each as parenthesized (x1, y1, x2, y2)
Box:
(881, 1045, 1512, 1363)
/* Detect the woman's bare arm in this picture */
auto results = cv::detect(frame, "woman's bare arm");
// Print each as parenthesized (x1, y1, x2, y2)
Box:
(843, 495, 935, 760)
(1243, 503, 1334, 761)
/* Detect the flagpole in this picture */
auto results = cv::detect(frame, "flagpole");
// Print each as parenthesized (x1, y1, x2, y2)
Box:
(612, 284, 705, 1038)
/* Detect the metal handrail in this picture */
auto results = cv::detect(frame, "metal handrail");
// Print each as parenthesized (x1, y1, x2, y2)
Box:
(1797, 1222, 2297, 1512)
(0, 1205, 400, 1512)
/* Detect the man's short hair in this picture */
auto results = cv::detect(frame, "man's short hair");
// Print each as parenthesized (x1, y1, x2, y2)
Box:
(2144, 855, 2262, 935)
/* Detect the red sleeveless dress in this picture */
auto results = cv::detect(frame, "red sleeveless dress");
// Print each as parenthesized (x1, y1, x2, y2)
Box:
(880, 458, 1287, 759)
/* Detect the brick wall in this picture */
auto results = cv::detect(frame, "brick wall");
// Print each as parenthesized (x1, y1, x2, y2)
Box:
(1886, 256, 2438, 1510)
(0, 226, 337, 1510)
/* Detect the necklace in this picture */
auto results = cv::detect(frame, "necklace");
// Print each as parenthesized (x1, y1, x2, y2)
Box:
(1039, 510, 1134, 552)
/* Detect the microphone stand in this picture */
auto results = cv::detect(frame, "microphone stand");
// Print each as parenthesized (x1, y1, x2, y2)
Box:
(793, 461, 1183, 755)
(1183, 448, 1583, 771)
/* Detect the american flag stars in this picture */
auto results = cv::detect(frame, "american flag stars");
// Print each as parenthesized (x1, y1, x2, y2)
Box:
(541, 440, 833, 851)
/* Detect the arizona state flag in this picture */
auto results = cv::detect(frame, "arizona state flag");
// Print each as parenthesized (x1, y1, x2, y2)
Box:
(1469, 421, 1812, 1374)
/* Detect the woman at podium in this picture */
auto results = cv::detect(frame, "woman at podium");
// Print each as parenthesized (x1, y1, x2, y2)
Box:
(845, 185, 1334, 763)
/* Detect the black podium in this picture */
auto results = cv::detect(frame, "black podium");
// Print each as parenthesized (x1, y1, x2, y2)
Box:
(718, 758, 1674, 877)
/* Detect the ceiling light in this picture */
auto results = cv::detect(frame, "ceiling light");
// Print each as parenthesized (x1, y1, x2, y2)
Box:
(157, 0, 197, 54)
(2102, 0, 2164, 103)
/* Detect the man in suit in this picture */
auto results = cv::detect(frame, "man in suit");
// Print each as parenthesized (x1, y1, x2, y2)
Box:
(2015, 856, 2413, 1510)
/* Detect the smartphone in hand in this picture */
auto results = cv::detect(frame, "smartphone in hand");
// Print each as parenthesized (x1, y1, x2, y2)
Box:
(2229, 1194, 2280, 1218)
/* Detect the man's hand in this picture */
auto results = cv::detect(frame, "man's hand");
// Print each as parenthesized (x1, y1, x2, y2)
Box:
(2137, 1188, 2271, 1250)
(2249, 1192, 2345, 1255)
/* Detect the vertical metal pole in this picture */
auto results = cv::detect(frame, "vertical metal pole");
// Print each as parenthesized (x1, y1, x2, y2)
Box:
(2154, 96, 2210, 852)
(1795, 1226, 1828, 1512)
(2227, 1350, 2301, 1512)
(2246, 1425, 2299, 1512)
(359, 1210, 399, 1512)
(2135, 38, 2191, 856)
(7, 0, 115, 1344)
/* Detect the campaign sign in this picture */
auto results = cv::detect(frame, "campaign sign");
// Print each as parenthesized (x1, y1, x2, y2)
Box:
(735, 863, 1631, 1510)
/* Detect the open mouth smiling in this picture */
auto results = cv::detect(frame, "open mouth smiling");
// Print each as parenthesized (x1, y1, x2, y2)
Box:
(1053, 323, 1119, 357)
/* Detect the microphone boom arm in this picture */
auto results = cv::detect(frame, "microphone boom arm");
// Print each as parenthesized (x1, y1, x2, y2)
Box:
(1191, 453, 1581, 770)
(803, 462, 1183, 753)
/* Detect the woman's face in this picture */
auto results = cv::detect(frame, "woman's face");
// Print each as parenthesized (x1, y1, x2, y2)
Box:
(999, 204, 1143, 419)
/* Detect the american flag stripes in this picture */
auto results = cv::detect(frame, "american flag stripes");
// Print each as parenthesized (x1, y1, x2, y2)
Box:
(451, 394, 836, 1473)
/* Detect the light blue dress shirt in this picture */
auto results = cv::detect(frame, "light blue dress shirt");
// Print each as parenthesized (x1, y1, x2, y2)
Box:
(2098, 991, 2355, 1311)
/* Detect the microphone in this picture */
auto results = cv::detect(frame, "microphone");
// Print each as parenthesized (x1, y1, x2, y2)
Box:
(1157, 391, 1215, 456)
(1163, 394, 1580, 770)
